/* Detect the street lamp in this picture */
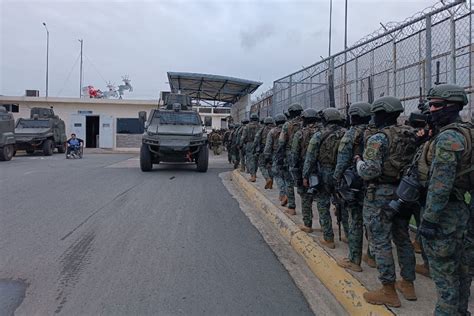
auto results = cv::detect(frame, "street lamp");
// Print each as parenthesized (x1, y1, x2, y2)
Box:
(42, 22, 49, 98)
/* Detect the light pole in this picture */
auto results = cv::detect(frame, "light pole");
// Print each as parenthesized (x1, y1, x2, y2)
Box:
(42, 22, 49, 98)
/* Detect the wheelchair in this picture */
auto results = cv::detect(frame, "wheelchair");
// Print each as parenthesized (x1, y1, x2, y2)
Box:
(66, 145, 83, 159)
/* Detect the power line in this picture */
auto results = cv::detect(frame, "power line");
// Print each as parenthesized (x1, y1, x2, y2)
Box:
(56, 51, 81, 96)
(84, 54, 108, 84)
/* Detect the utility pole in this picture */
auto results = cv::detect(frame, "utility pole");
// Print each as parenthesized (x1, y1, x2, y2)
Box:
(328, 0, 333, 57)
(79, 39, 83, 98)
(42, 22, 49, 98)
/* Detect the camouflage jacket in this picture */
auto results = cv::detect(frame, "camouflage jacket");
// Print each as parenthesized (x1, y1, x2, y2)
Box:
(333, 124, 367, 181)
(254, 124, 274, 154)
(264, 126, 282, 162)
(276, 117, 303, 162)
(356, 132, 388, 181)
(240, 122, 259, 147)
(423, 128, 466, 224)
(289, 123, 319, 172)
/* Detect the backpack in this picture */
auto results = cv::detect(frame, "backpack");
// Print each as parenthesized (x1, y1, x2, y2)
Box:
(271, 126, 282, 152)
(380, 125, 417, 182)
(300, 123, 318, 160)
(319, 124, 346, 167)
(245, 123, 259, 143)
(286, 118, 302, 151)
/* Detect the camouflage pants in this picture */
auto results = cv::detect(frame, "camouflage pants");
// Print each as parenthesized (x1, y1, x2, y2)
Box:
(297, 186, 313, 227)
(245, 146, 257, 176)
(258, 154, 271, 180)
(460, 200, 474, 316)
(346, 201, 364, 265)
(280, 164, 296, 209)
(227, 145, 232, 163)
(272, 161, 286, 197)
(422, 200, 469, 316)
(231, 146, 240, 169)
(314, 189, 334, 241)
(341, 205, 350, 241)
(239, 149, 246, 171)
(363, 184, 415, 285)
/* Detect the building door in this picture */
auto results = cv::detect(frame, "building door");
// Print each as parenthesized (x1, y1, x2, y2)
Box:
(70, 114, 86, 142)
(86, 116, 100, 148)
(99, 115, 113, 148)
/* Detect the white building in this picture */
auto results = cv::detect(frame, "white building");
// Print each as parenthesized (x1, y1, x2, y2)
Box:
(0, 96, 231, 150)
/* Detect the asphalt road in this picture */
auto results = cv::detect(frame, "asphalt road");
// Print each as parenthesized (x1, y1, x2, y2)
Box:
(0, 152, 313, 315)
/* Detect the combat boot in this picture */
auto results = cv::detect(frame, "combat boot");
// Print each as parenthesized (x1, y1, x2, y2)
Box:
(395, 279, 417, 301)
(286, 208, 296, 216)
(363, 283, 401, 308)
(415, 263, 430, 278)
(280, 195, 288, 206)
(412, 240, 422, 254)
(362, 253, 376, 268)
(298, 224, 313, 233)
(249, 175, 256, 182)
(336, 257, 362, 272)
(319, 237, 335, 249)
(264, 179, 273, 189)
(240, 165, 245, 172)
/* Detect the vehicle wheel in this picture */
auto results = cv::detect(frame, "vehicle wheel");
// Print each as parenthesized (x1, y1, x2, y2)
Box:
(0, 145, 14, 161)
(57, 143, 66, 153)
(196, 146, 209, 172)
(140, 144, 152, 172)
(26, 148, 35, 155)
(43, 139, 54, 156)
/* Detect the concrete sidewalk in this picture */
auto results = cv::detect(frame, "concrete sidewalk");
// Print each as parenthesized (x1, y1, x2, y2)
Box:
(232, 169, 474, 316)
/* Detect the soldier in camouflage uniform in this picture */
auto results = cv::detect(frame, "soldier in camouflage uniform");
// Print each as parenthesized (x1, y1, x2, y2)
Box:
(289, 109, 321, 233)
(236, 119, 249, 172)
(240, 113, 260, 182)
(231, 122, 244, 169)
(355, 96, 418, 307)
(417, 84, 473, 315)
(223, 125, 234, 163)
(276, 104, 304, 215)
(333, 102, 372, 272)
(254, 117, 275, 189)
(302, 108, 346, 249)
(264, 114, 288, 203)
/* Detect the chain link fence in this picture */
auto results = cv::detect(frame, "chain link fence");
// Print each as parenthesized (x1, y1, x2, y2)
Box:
(272, 0, 473, 120)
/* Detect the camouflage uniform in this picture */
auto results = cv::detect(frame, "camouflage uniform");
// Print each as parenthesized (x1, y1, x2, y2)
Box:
(333, 124, 367, 265)
(230, 126, 242, 169)
(277, 117, 303, 210)
(240, 119, 260, 176)
(290, 122, 320, 227)
(264, 125, 286, 198)
(255, 123, 274, 181)
(223, 129, 232, 163)
(357, 131, 416, 285)
(420, 124, 470, 315)
(303, 123, 345, 242)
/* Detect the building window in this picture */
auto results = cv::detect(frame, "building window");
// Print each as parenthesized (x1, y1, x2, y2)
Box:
(203, 116, 212, 127)
(199, 107, 212, 113)
(116, 118, 144, 134)
(213, 107, 231, 114)
(2, 104, 19, 113)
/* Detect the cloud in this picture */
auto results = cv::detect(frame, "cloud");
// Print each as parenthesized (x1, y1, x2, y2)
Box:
(240, 22, 276, 50)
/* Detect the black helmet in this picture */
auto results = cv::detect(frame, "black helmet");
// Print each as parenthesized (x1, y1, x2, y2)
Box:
(241, 118, 250, 124)
(250, 113, 259, 121)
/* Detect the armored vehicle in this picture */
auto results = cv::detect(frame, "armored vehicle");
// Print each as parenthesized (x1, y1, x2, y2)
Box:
(0, 106, 15, 161)
(14, 107, 67, 156)
(139, 93, 209, 172)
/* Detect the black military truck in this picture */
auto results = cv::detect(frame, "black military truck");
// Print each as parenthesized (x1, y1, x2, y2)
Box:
(14, 107, 67, 156)
(0, 106, 15, 161)
(139, 93, 209, 172)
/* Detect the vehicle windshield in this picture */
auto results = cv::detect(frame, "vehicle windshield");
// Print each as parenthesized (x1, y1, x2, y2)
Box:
(17, 119, 50, 128)
(154, 111, 201, 125)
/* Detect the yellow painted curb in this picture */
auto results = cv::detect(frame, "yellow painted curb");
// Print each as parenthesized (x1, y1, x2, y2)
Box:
(232, 170, 393, 316)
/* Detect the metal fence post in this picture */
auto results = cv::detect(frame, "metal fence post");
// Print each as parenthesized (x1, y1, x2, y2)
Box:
(328, 57, 336, 108)
(355, 56, 359, 101)
(425, 14, 433, 92)
(392, 40, 397, 97)
(450, 15, 457, 84)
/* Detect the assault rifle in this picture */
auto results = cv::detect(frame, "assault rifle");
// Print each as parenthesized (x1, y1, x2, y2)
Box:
(331, 188, 344, 241)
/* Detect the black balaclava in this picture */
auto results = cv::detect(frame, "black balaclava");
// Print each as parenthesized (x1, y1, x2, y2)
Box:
(431, 104, 462, 129)
(289, 110, 301, 119)
(373, 111, 399, 128)
(350, 115, 371, 126)
(303, 117, 318, 127)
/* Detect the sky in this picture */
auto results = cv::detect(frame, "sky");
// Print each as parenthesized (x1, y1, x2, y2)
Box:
(0, 0, 437, 100)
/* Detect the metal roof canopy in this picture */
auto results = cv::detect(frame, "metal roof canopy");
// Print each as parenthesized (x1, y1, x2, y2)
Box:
(167, 72, 262, 104)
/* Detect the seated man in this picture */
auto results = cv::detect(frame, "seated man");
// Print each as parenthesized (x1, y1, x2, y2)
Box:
(66, 133, 84, 155)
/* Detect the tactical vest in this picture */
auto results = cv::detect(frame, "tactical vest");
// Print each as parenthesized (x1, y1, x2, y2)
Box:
(379, 125, 417, 183)
(271, 126, 282, 152)
(319, 124, 346, 167)
(260, 125, 273, 149)
(245, 122, 259, 143)
(418, 122, 474, 190)
(300, 123, 319, 160)
(286, 117, 302, 151)
(352, 125, 368, 157)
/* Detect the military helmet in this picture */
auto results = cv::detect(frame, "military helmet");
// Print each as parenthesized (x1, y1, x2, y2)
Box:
(274, 114, 287, 124)
(371, 96, 404, 113)
(288, 103, 303, 113)
(427, 84, 468, 106)
(241, 118, 250, 124)
(301, 108, 319, 119)
(250, 113, 259, 121)
(322, 108, 343, 122)
(348, 102, 372, 117)
(264, 117, 274, 125)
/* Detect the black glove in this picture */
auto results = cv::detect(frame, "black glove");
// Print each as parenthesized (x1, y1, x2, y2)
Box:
(418, 219, 440, 240)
